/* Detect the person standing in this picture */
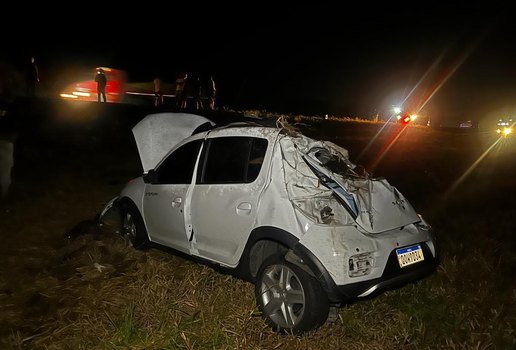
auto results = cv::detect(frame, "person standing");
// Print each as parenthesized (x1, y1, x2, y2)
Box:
(94, 68, 107, 103)
(193, 76, 202, 110)
(153, 77, 163, 107)
(175, 73, 187, 108)
(26, 56, 39, 98)
(207, 75, 217, 110)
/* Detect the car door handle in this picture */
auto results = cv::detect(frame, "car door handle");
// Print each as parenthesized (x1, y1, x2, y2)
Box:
(236, 202, 252, 215)
(172, 197, 182, 207)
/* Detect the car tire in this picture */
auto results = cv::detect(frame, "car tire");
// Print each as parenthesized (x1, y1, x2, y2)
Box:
(120, 201, 149, 250)
(255, 254, 329, 334)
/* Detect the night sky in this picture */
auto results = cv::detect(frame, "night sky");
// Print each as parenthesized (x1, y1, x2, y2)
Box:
(2, 2, 514, 126)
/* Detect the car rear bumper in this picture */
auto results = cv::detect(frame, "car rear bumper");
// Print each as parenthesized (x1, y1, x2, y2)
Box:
(336, 245, 438, 301)
(294, 242, 439, 305)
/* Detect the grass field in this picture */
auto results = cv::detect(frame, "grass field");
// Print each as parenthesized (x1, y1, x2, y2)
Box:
(0, 100, 514, 349)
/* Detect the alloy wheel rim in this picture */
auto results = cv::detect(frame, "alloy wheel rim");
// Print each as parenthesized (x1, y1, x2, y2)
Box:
(122, 213, 136, 245)
(259, 264, 306, 329)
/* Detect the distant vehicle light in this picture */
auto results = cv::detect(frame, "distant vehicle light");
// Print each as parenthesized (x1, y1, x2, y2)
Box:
(497, 119, 513, 127)
(393, 107, 401, 114)
(395, 111, 416, 124)
(497, 127, 513, 136)
(72, 91, 91, 97)
(60, 93, 78, 99)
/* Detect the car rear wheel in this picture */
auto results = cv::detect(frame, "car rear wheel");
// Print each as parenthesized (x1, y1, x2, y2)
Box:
(255, 254, 329, 334)
(120, 202, 149, 250)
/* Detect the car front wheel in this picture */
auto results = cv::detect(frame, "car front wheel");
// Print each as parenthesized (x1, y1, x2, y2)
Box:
(120, 201, 149, 250)
(255, 254, 329, 334)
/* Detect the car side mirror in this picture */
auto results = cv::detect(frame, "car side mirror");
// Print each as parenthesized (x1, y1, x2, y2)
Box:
(143, 169, 157, 184)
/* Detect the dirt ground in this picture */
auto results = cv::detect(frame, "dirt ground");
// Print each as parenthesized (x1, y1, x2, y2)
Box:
(0, 100, 149, 345)
(0, 99, 514, 349)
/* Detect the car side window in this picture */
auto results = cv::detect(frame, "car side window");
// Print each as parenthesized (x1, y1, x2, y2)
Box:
(247, 137, 268, 181)
(199, 137, 268, 184)
(156, 140, 202, 184)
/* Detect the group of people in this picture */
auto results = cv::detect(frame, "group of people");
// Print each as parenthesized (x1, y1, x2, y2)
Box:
(154, 73, 217, 110)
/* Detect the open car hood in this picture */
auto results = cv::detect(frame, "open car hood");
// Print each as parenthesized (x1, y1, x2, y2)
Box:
(132, 113, 214, 172)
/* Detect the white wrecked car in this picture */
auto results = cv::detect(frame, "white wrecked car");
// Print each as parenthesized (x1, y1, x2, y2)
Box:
(101, 112, 438, 333)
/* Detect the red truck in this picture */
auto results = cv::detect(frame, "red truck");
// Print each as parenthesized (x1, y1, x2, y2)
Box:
(60, 67, 127, 103)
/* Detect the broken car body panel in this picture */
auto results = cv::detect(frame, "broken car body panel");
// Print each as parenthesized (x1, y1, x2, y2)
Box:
(290, 136, 422, 233)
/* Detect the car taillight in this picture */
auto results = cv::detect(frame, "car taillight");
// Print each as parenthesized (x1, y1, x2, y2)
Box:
(293, 195, 354, 225)
(348, 252, 374, 277)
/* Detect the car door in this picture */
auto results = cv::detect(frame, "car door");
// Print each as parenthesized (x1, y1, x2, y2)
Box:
(143, 139, 203, 253)
(190, 136, 268, 266)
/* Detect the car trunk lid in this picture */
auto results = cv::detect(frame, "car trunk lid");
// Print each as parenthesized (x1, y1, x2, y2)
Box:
(280, 135, 421, 233)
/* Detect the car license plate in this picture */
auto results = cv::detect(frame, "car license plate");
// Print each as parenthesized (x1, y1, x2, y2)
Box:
(396, 244, 424, 268)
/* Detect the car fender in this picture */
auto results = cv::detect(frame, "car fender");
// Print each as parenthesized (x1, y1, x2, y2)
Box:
(236, 226, 341, 303)
(235, 226, 299, 281)
(99, 196, 120, 227)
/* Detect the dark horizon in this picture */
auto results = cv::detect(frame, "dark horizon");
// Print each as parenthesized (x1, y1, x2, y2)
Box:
(2, 3, 514, 126)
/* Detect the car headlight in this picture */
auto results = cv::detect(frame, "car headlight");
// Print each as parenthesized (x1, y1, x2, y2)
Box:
(497, 127, 513, 136)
